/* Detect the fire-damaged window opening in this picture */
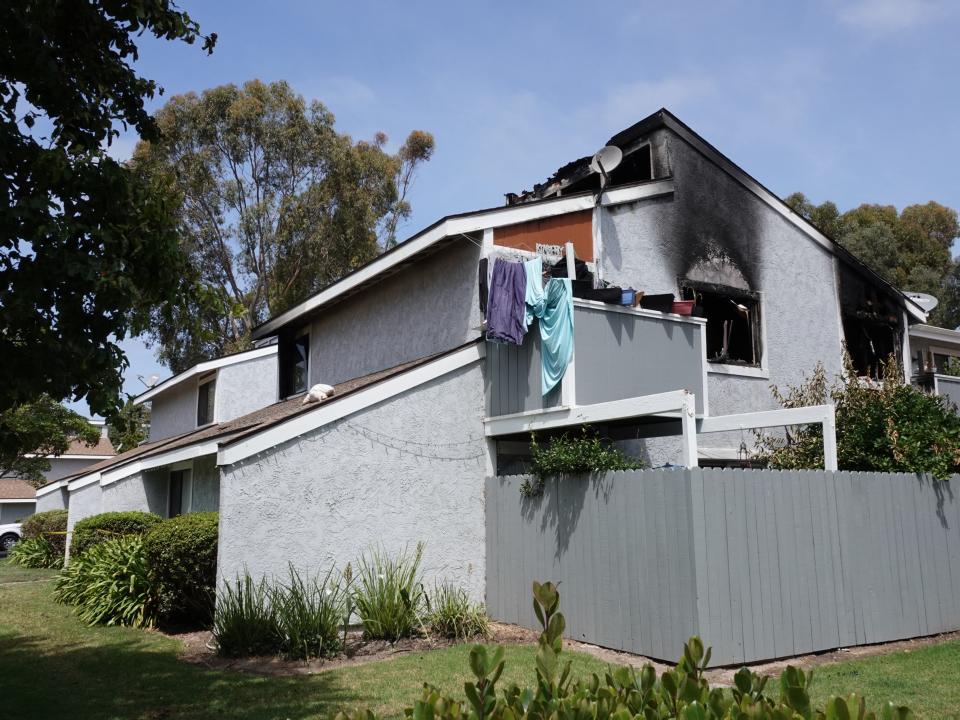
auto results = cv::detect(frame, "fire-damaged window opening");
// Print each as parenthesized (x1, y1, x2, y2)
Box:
(839, 278, 902, 380)
(681, 280, 762, 366)
(554, 144, 653, 197)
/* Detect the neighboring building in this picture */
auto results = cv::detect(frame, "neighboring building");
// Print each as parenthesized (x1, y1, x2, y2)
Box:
(24, 420, 115, 513)
(54, 108, 930, 598)
(908, 323, 960, 410)
(0, 479, 36, 524)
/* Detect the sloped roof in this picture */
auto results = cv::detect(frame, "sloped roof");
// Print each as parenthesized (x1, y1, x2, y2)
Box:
(65, 435, 115, 456)
(52, 351, 453, 487)
(0, 478, 36, 500)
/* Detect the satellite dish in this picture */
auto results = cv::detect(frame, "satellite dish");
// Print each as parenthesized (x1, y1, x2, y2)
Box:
(905, 291, 939, 312)
(589, 145, 623, 181)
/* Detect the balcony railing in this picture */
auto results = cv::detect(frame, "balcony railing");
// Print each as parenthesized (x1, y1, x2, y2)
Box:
(485, 299, 708, 419)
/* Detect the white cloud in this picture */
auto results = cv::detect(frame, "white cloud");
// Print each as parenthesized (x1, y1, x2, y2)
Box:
(836, 0, 951, 35)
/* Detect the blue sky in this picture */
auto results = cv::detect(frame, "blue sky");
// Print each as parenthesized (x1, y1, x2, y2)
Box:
(76, 0, 960, 414)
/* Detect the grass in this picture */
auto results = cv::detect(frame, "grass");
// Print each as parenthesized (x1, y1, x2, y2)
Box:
(0, 560, 609, 720)
(3, 561, 960, 719)
(808, 640, 960, 718)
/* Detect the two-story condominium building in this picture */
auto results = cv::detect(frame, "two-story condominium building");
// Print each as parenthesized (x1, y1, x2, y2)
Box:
(48, 109, 932, 598)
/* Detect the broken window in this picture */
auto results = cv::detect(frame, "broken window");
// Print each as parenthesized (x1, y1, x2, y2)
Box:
(681, 281, 762, 366)
(838, 273, 901, 380)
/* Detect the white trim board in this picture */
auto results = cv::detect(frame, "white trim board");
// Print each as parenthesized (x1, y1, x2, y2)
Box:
(35, 480, 66, 497)
(253, 180, 676, 339)
(218, 343, 486, 466)
(98, 441, 221, 488)
(0, 498, 35, 504)
(67, 473, 101, 492)
(134, 345, 277, 404)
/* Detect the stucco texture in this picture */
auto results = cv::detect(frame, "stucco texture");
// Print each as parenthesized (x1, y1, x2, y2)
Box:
(36, 488, 68, 512)
(601, 128, 844, 455)
(307, 238, 482, 387)
(66, 482, 103, 537)
(218, 362, 488, 600)
(149, 381, 198, 442)
(101, 469, 168, 517)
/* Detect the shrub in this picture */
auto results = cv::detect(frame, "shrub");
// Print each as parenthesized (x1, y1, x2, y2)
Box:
(334, 581, 915, 720)
(8, 536, 62, 569)
(353, 543, 425, 641)
(143, 512, 218, 627)
(71, 511, 161, 557)
(213, 572, 280, 658)
(524, 427, 642, 495)
(21, 509, 68, 559)
(272, 565, 345, 660)
(53, 535, 157, 628)
(756, 355, 960, 479)
(426, 583, 490, 640)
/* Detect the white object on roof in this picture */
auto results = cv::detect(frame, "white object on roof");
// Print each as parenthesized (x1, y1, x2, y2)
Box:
(904, 291, 939, 313)
(302, 384, 336, 405)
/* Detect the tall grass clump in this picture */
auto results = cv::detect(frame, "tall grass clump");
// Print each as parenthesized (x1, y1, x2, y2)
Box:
(8, 536, 62, 569)
(213, 572, 279, 657)
(272, 565, 345, 659)
(53, 535, 157, 628)
(353, 542, 426, 641)
(427, 582, 490, 640)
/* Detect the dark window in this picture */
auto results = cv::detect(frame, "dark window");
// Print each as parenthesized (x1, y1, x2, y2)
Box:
(197, 378, 215, 426)
(681, 282, 762, 366)
(168, 470, 188, 518)
(280, 334, 310, 397)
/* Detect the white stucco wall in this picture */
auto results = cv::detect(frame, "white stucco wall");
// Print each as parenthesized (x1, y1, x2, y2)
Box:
(218, 361, 488, 600)
(101, 469, 168, 517)
(307, 238, 482, 387)
(36, 487, 68, 512)
(45, 457, 105, 482)
(600, 128, 845, 462)
(149, 354, 279, 442)
(215, 355, 278, 424)
(148, 381, 198, 442)
(66, 482, 103, 540)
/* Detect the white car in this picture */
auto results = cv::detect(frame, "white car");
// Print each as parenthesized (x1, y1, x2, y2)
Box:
(0, 523, 22, 554)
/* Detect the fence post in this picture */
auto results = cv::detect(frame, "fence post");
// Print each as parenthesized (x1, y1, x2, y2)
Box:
(681, 392, 699, 468)
(822, 404, 838, 471)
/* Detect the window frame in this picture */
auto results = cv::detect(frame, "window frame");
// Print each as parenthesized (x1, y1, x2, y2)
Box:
(168, 466, 193, 518)
(680, 280, 767, 376)
(281, 328, 311, 399)
(196, 374, 216, 427)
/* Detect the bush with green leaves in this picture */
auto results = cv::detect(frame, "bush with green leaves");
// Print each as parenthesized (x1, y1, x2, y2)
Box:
(53, 535, 157, 628)
(426, 583, 490, 641)
(353, 543, 426, 641)
(71, 511, 162, 557)
(213, 572, 281, 658)
(756, 355, 960, 479)
(334, 581, 914, 720)
(524, 427, 642, 496)
(143, 512, 218, 627)
(21, 509, 68, 559)
(7, 536, 62, 569)
(273, 565, 345, 660)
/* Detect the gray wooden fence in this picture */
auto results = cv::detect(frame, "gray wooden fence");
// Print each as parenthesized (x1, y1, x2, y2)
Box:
(486, 468, 960, 666)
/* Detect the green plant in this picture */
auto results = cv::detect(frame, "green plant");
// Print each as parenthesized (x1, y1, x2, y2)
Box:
(524, 427, 642, 496)
(426, 583, 490, 641)
(213, 572, 281, 658)
(143, 512, 218, 627)
(272, 565, 345, 660)
(353, 543, 426, 641)
(942, 357, 960, 378)
(53, 535, 157, 628)
(21, 509, 68, 559)
(334, 581, 915, 720)
(756, 354, 960, 479)
(7, 536, 62, 569)
(71, 511, 162, 557)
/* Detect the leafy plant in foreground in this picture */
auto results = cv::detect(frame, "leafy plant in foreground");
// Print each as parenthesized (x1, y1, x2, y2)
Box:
(53, 535, 157, 628)
(21, 509, 68, 558)
(273, 565, 345, 660)
(426, 582, 490, 641)
(7, 536, 62, 569)
(334, 580, 915, 720)
(213, 572, 280, 658)
(353, 543, 426, 641)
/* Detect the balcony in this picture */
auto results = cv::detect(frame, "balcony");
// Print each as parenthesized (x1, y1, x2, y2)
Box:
(485, 299, 708, 422)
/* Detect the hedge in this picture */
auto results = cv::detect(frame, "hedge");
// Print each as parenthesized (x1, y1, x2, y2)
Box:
(21, 509, 68, 559)
(143, 512, 219, 626)
(71, 511, 162, 558)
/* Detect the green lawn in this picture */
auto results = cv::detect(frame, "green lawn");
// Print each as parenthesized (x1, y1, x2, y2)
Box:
(2, 560, 959, 719)
(0, 560, 609, 720)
